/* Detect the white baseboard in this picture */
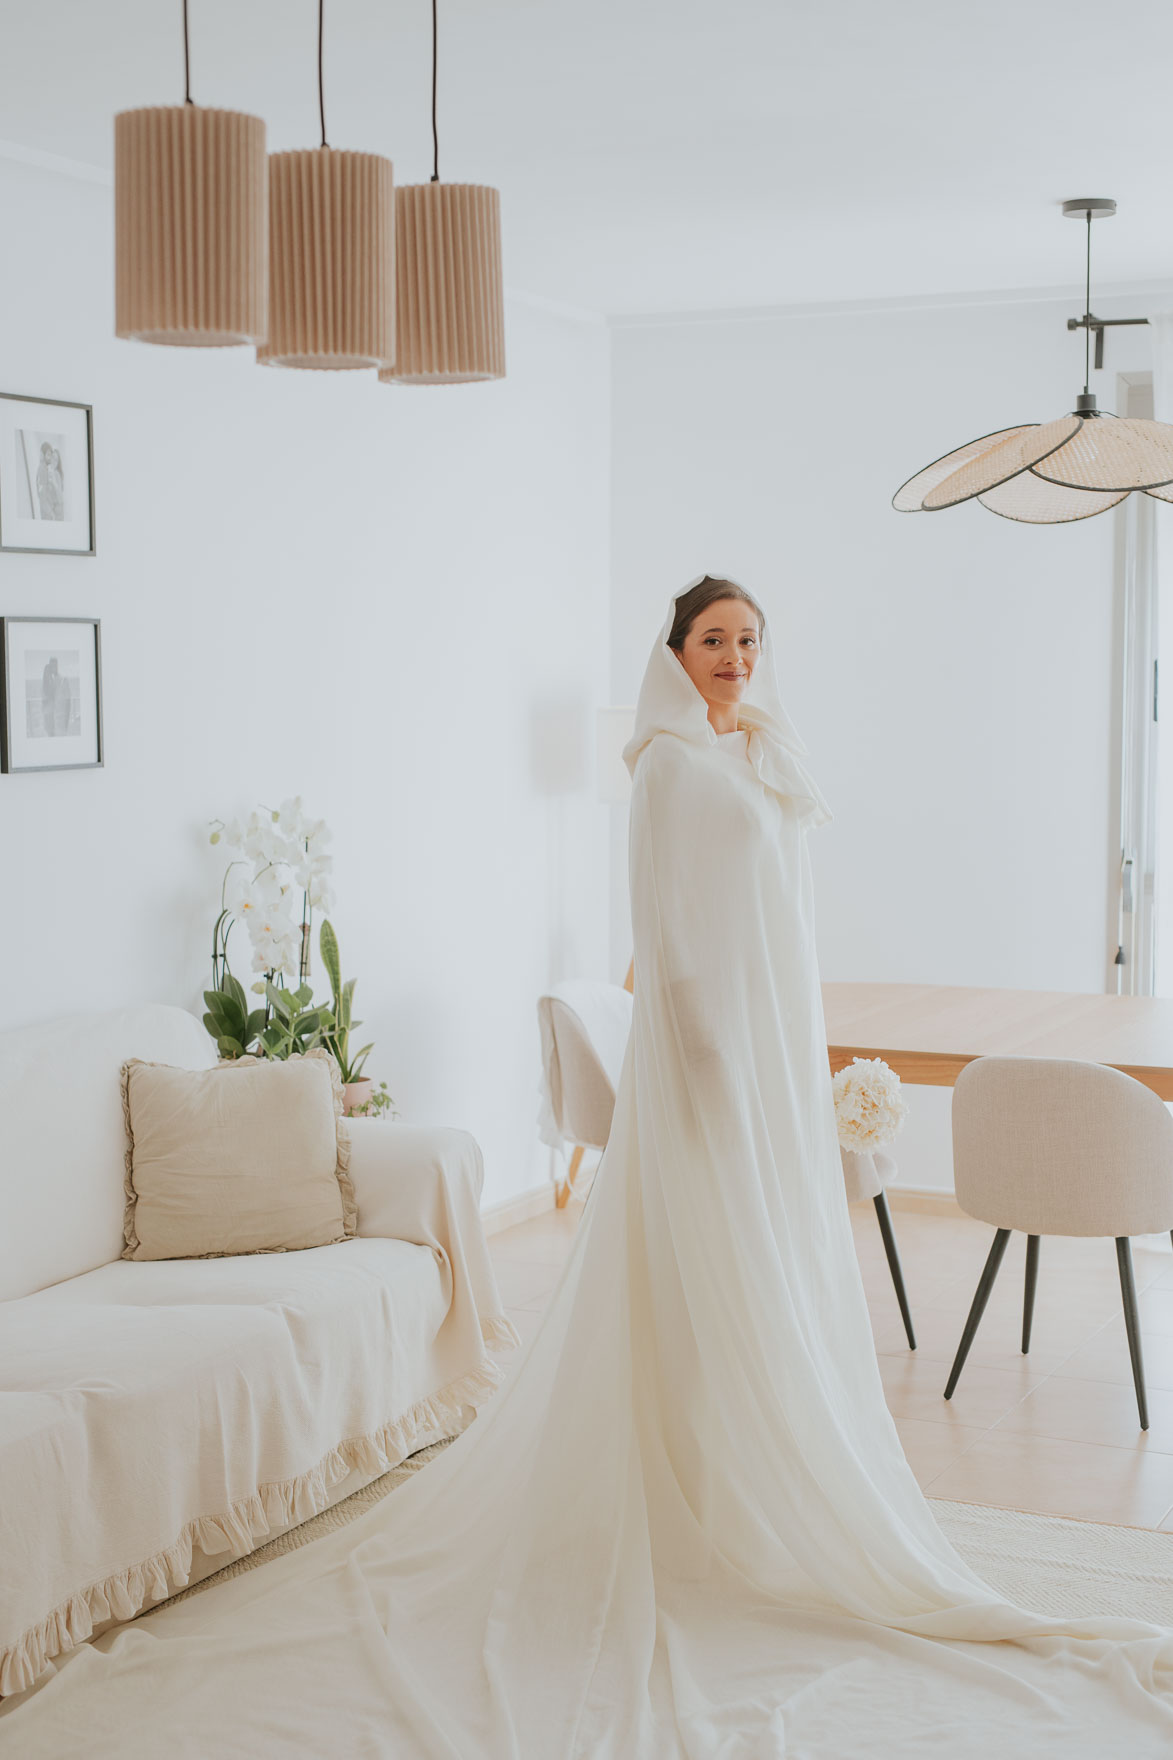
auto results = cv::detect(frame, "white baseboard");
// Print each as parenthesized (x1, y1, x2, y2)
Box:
(481, 1184, 557, 1236)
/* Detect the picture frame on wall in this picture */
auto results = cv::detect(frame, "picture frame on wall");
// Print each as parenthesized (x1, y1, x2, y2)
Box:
(0, 617, 103, 774)
(0, 393, 96, 555)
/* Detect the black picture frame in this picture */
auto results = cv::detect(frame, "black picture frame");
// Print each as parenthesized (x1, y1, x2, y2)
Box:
(0, 392, 96, 556)
(0, 616, 104, 773)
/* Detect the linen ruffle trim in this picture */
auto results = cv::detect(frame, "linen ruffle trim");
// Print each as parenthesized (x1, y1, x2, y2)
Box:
(1, 1320, 519, 1699)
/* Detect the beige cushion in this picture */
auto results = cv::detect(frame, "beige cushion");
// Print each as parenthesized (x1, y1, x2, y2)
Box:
(120, 1049, 356, 1260)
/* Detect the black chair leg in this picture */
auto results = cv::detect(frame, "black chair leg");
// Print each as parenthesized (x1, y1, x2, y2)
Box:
(1022, 1234, 1040, 1354)
(1116, 1236, 1149, 1431)
(945, 1228, 1011, 1400)
(873, 1190, 916, 1350)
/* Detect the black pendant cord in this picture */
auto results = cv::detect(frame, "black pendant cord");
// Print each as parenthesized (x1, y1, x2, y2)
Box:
(431, 0, 440, 182)
(182, 0, 193, 104)
(318, 0, 329, 148)
(1084, 208, 1092, 395)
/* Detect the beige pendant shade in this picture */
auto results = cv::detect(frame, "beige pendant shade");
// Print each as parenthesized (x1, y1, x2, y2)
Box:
(259, 149, 394, 370)
(978, 473, 1128, 524)
(1032, 416, 1173, 491)
(115, 106, 267, 346)
(379, 183, 505, 385)
(891, 426, 1035, 513)
(920, 416, 1083, 511)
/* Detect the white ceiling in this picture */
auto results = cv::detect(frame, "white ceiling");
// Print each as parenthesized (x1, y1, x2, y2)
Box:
(5, 0, 1173, 317)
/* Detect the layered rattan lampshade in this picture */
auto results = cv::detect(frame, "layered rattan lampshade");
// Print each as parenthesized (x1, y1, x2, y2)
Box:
(378, 183, 505, 385)
(894, 199, 1173, 525)
(258, 148, 395, 370)
(894, 412, 1173, 524)
(115, 105, 268, 347)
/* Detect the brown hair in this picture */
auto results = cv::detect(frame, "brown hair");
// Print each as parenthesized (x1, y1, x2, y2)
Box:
(667, 576, 765, 651)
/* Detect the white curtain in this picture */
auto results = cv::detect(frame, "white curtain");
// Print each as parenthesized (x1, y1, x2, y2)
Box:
(1149, 316, 1173, 994)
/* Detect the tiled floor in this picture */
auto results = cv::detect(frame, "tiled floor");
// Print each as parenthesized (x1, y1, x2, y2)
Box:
(488, 1197, 1173, 1531)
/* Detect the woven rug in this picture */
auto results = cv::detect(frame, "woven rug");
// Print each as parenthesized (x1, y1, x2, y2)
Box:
(165, 1438, 1173, 1624)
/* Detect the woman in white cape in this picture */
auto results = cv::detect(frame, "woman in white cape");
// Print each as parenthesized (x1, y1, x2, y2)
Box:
(6, 576, 1172, 1758)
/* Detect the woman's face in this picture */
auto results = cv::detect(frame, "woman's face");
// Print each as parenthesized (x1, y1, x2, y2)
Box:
(675, 598, 761, 709)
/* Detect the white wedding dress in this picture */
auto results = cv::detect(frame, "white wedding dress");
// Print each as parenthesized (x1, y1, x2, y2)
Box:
(5, 586, 1172, 1757)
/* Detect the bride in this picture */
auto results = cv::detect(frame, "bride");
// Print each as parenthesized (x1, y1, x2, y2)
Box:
(6, 575, 1172, 1757)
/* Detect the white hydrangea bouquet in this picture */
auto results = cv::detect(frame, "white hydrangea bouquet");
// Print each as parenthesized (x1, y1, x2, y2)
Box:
(831, 1056, 908, 1153)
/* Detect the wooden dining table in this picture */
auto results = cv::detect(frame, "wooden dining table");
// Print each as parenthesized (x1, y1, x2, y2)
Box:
(823, 981, 1173, 1101)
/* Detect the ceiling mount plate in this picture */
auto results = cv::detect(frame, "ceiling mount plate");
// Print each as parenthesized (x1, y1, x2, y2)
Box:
(1062, 197, 1116, 220)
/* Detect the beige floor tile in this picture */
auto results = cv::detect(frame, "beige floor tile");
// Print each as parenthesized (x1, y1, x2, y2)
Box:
(489, 1215, 580, 1265)
(990, 1373, 1173, 1452)
(1137, 1286, 1173, 1336)
(922, 1429, 1173, 1527)
(876, 1352, 1041, 1428)
(1050, 1319, 1173, 1394)
(892, 1415, 987, 1485)
(489, 1257, 562, 1310)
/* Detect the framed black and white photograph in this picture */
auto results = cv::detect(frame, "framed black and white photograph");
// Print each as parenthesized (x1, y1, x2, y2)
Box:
(0, 393, 95, 555)
(0, 617, 103, 773)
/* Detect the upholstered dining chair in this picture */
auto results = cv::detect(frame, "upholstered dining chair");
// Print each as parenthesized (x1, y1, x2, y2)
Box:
(947, 1055, 1173, 1429)
(537, 980, 634, 1208)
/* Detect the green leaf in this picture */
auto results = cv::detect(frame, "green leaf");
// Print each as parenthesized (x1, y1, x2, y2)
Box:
(319, 919, 342, 1002)
(217, 1035, 245, 1058)
(245, 1010, 267, 1041)
(221, 971, 248, 1012)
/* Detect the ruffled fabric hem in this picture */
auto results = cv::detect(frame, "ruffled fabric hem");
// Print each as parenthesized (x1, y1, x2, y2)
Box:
(1, 1328, 516, 1699)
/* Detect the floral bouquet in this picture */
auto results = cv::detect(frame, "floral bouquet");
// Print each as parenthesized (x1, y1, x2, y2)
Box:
(209, 797, 335, 985)
(831, 1056, 907, 1154)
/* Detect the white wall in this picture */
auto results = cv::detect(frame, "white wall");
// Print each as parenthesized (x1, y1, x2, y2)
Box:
(609, 293, 1157, 1189)
(0, 155, 611, 1211)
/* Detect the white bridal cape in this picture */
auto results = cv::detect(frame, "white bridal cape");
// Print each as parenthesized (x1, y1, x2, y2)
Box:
(5, 584, 1173, 1758)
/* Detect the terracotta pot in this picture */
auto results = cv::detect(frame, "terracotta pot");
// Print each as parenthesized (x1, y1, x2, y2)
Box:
(342, 1078, 373, 1116)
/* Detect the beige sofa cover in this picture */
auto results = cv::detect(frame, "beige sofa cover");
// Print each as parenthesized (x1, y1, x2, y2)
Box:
(0, 1005, 517, 1695)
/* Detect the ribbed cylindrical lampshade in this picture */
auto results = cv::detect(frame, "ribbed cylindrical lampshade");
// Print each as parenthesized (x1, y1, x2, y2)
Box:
(379, 183, 505, 385)
(115, 106, 268, 347)
(259, 149, 395, 370)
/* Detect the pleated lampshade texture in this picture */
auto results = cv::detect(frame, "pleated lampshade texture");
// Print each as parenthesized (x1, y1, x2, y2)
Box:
(259, 148, 395, 370)
(379, 182, 505, 385)
(115, 105, 268, 347)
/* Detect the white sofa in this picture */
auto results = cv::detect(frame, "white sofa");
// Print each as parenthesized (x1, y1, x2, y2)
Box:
(0, 1003, 518, 1697)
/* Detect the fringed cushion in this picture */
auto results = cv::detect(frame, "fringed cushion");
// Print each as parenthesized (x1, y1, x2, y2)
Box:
(121, 1049, 356, 1260)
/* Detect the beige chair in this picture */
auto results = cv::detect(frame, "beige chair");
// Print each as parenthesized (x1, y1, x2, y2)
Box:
(537, 981, 634, 1207)
(947, 1055, 1173, 1429)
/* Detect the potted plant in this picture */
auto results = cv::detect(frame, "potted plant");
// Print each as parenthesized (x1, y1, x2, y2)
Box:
(319, 920, 376, 1114)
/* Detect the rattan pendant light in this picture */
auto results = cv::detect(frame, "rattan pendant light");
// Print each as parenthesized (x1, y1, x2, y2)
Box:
(115, 0, 267, 347)
(894, 200, 1173, 524)
(379, 0, 505, 386)
(258, 0, 395, 370)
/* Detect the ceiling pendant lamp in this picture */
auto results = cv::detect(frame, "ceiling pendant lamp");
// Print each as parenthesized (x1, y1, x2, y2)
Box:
(379, 0, 505, 386)
(258, 0, 394, 370)
(894, 200, 1173, 524)
(115, 0, 267, 347)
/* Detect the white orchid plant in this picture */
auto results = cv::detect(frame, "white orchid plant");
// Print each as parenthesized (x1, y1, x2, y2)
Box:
(204, 799, 337, 1060)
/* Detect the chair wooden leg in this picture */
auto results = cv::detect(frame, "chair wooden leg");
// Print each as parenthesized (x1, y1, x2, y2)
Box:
(945, 1228, 1011, 1400)
(1116, 1236, 1149, 1431)
(556, 1143, 586, 1210)
(1022, 1234, 1040, 1354)
(873, 1190, 916, 1350)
